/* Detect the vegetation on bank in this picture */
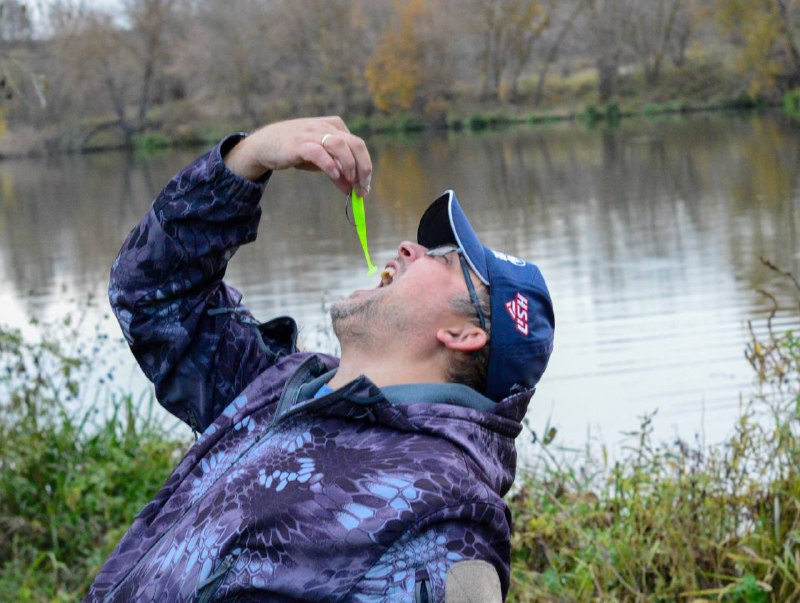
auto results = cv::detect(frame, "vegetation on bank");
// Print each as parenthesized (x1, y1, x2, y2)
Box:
(509, 262, 800, 602)
(4, 0, 800, 156)
(0, 263, 798, 601)
(0, 309, 189, 601)
(11, 61, 797, 157)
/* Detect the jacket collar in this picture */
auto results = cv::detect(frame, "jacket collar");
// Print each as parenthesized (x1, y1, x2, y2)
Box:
(266, 353, 529, 497)
(297, 367, 496, 413)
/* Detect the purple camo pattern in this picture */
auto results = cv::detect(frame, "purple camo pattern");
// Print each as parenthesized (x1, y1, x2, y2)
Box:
(85, 136, 535, 602)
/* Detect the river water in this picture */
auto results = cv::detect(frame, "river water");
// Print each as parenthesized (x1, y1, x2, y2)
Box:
(1, 113, 799, 453)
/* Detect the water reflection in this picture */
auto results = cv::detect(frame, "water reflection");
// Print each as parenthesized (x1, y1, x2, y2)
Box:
(1, 113, 798, 452)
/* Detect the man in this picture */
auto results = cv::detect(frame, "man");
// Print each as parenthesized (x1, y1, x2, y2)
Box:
(87, 116, 554, 602)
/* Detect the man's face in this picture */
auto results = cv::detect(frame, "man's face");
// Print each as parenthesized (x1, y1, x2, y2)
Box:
(330, 241, 484, 349)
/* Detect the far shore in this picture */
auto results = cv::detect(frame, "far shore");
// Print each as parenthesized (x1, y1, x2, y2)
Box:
(0, 95, 783, 161)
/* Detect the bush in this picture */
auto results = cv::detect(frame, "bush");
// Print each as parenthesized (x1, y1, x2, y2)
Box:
(643, 103, 662, 118)
(526, 113, 565, 125)
(466, 113, 491, 131)
(347, 115, 372, 135)
(603, 101, 621, 123)
(131, 131, 170, 155)
(0, 311, 187, 600)
(446, 114, 465, 131)
(579, 104, 601, 125)
(466, 113, 514, 132)
(724, 94, 765, 111)
(397, 114, 427, 133)
(783, 88, 800, 119)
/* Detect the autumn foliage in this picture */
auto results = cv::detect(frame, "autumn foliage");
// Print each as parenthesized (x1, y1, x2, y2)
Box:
(364, 1, 427, 113)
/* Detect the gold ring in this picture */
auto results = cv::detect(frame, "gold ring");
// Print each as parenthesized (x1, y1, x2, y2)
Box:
(320, 133, 332, 146)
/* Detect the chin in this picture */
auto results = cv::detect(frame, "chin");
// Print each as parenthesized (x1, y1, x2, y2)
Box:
(330, 288, 384, 328)
(330, 294, 365, 321)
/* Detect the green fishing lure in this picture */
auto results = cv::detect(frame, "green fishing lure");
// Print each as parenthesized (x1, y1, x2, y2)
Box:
(351, 190, 377, 275)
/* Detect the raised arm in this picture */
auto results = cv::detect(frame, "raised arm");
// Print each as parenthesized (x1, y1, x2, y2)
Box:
(109, 117, 372, 432)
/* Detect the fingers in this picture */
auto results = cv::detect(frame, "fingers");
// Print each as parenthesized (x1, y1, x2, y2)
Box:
(225, 116, 372, 196)
(320, 115, 350, 134)
(298, 142, 344, 190)
(315, 130, 372, 197)
(349, 135, 372, 195)
(321, 135, 355, 186)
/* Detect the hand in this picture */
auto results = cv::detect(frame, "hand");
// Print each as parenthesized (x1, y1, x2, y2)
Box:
(223, 116, 372, 197)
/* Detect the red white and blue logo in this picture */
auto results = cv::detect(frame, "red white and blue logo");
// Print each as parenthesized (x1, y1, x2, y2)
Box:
(505, 292, 530, 336)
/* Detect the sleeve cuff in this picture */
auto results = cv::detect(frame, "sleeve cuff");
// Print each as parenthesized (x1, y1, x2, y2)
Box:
(208, 132, 273, 190)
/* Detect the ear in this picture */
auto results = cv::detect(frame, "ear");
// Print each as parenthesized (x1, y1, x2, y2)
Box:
(436, 324, 488, 353)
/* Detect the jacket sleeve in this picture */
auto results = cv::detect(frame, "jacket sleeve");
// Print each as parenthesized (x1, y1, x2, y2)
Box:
(353, 505, 510, 602)
(108, 135, 297, 432)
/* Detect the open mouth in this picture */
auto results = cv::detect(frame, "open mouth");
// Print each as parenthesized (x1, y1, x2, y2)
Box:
(378, 266, 396, 288)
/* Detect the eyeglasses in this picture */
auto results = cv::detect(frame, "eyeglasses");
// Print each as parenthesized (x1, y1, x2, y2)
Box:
(425, 245, 487, 331)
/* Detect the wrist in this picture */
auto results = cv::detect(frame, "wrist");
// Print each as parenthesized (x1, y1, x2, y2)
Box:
(222, 133, 270, 182)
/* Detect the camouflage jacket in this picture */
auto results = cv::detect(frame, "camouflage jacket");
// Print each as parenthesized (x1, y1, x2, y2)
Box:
(86, 136, 533, 602)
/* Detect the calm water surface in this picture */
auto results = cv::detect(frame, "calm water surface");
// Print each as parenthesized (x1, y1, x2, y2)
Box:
(1, 113, 799, 455)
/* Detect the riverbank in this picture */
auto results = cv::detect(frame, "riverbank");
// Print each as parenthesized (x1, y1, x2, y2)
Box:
(1, 264, 798, 601)
(0, 58, 789, 160)
(0, 95, 777, 161)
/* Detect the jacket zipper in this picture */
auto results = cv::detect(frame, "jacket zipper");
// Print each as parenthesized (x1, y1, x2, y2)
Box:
(196, 553, 237, 603)
(187, 410, 200, 441)
(415, 573, 432, 603)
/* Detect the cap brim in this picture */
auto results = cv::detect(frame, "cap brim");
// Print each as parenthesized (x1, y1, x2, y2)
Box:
(417, 190, 489, 285)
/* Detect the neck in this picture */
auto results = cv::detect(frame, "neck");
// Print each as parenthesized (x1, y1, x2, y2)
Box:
(327, 343, 448, 390)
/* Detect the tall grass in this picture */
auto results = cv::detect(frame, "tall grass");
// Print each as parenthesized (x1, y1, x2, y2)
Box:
(0, 310, 188, 601)
(509, 261, 800, 602)
(0, 263, 798, 601)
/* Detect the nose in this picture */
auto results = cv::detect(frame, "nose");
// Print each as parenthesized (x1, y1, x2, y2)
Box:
(397, 240, 427, 262)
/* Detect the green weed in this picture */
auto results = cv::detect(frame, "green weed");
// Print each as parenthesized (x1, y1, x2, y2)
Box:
(132, 131, 170, 156)
(508, 260, 800, 602)
(783, 89, 800, 119)
(0, 309, 187, 600)
(466, 113, 516, 131)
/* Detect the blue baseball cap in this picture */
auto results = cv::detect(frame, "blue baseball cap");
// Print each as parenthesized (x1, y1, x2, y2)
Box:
(417, 190, 555, 402)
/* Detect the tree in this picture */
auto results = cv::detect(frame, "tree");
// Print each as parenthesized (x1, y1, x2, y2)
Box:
(532, 0, 589, 105)
(365, 0, 426, 113)
(582, 0, 634, 101)
(123, 0, 181, 124)
(0, 0, 31, 42)
(716, 0, 800, 94)
(364, 0, 457, 115)
(50, 9, 138, 140)
(627, 0, 693, 85)
(44, 0, 181, 146)
(172, 0, 280, 123)
(668, 0, 709, 67)
(0, 0, 35, 106)
(470, 0, 549, 101)
(505, 0, 550, 100)
(0, 0, 34, 136)
(267, 0, 373, 115)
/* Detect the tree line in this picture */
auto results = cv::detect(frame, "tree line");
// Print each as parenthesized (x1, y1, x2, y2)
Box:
(1, 0, 800, 150)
